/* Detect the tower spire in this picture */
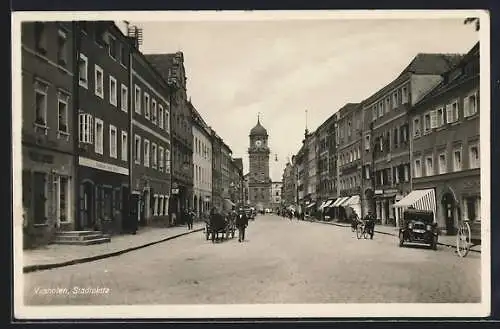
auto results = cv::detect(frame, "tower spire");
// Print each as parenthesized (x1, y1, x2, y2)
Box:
(305, 109, 309, 136)
(257, 112, 260, 123)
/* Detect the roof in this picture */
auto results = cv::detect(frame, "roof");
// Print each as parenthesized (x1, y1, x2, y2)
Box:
(250, 117, 268, 136)
(143, 54, 176, 81)
(412, 43, 479, 109)
(336, 103, 362, 121)
(232, 158, 243, 171)
(363, 53, 464, 107)
(397, 53, 464, 77)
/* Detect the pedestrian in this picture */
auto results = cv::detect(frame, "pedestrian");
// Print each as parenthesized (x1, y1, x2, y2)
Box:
(236, 208, 249, 242)
(187, 208, 194, 230)
(365, 210, 376, 239)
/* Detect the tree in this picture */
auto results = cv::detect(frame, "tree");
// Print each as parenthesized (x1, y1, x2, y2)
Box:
(464, 17, 480, 31)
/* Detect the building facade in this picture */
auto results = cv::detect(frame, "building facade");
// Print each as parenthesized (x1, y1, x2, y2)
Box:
(336, 103, 363, 220)
(404, 42, 479, 234)
(243, 173, 250, 206)
(189, 101, 212, 217)
(211, 130, 223, 210)
(305, 130, 318, 214)
(76, 21, 132, 234)
(21, 21, 76, 247)
(362, 53, 463, 224)
(248, 117, 272, 211)
(271, 181, 283, 210)
(281, 161, 296, 206)
(130, 37, 171, 228)
(230, 158, 244, 206)
(221, 142, 232, 205)
(145, 52, 194, 221)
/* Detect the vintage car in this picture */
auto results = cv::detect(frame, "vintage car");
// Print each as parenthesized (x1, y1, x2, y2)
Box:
(399, 209, 438, 250)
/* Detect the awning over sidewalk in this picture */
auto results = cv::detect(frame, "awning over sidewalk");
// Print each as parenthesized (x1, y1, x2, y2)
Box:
(392, 189, 436, 213)
(305, 202, 316, 209)
(343, 195, 361, 207)
(332, 196, 349, 207)
(323, 199, 336, 209)
(336, 196, 351, 207)
(318, 199, 334, 211)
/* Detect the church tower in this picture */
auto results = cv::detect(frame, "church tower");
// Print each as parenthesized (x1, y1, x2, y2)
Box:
(248, 115, 272, 211)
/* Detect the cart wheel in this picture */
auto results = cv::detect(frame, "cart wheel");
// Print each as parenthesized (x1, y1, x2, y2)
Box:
(456, 222, 471, 257)
(399, 232, 404, 247)
(356, 225, 364, 239)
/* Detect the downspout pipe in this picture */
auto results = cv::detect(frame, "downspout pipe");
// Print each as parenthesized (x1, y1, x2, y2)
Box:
(72, 22, 80, 230)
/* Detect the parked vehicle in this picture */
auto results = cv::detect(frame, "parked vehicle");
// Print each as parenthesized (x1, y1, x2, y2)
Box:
(398, 209, 438, 250)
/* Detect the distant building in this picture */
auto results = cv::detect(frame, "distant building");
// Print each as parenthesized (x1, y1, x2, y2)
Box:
(248, 116, 272, 211)
(189, 101, 212, 217)
(271, 181, 283, 210)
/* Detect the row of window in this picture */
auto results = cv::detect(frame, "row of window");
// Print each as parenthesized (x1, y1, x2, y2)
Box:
(338, 117, 361, 141)
(340, 175, 360, 191)
(79, 113, 128, 160)
(412, 90, 478, 138)
(33, 23, 70, 69)
(79, 21, 129, 67)
(33, 79, 70, 137)
(133, 134, 171, 172)
(413, 144, 480, 178)
(364, 124, 410, 153)
(152, 194, 169, 217)
(371, 84, 409, 121)
(339, 147, 361, 166)
(134, 84, 170, 131)
(194, 136, 212, 161)
(194, 164, 211, 188)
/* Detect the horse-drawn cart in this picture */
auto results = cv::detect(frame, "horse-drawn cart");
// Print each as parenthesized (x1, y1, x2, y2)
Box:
(456, 219, 481, 257)
(205, 212, 236, 243)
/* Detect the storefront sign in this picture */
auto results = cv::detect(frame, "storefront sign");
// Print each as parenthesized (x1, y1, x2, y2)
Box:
(375, 190, 383, 195)
(28, 151, 54, 164)
(78, 156, 129, 175)
(384, 189, 398, 194)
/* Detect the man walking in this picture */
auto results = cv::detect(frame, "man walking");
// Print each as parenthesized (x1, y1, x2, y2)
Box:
(186, 208, 194, 230)
(236, 208, 249, 243)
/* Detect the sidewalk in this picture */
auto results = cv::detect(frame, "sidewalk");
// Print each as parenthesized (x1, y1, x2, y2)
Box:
(23, 222, 205, 273)
(307, 219, 481, 253)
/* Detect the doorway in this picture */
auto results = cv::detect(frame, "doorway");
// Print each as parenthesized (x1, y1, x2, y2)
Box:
(442, 193, 456, 235)
(80, 181, 94, 230)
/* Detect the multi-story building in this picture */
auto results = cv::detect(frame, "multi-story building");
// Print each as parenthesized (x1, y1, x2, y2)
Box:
(211, 130, 223, 210)
(229, 158, 244, 206)
(281, 161, 296, 206)
(145, 52, 194, 220)
(189, 101, 212, 217)
(305, 130, 318, 214)
(335, 103, 363, 220)
(271, 181, 283, 210)
(76, 21, 132, 234)
(21, 21, 76, 247)
(295, 141, 307, 213)
(315, 112, 338, 217)
(362, 53, 463, 225)
(243, 173, 250, 206)
(221, 141, 233, 206)
(130, 29, 171, 227)
(248, 117, 272, 211)
(396, 42, 480, 234)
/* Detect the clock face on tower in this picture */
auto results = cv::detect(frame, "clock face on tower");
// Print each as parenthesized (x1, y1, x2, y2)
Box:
(255, 140, 262, 147)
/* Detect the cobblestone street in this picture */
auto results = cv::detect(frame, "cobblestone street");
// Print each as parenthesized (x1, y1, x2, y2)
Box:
(23, 215, 481, 305)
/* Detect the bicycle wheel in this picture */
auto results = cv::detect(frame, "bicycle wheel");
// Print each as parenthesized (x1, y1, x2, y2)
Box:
(356, 224, 364, 239)
(456, 221, 471, 257)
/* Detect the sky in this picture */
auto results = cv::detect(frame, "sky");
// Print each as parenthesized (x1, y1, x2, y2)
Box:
(116, 16, 478, 182)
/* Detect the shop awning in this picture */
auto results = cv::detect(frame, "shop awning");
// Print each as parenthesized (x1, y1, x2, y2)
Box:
(323, 199, 336, 209)
(336, 197, 352, 207)
(305, 202, 316, 209)
(318, 200, 328, 211)
(332, 196, 348, 207)
(392, 189, 436, 213)
(343, 195, 361, 207)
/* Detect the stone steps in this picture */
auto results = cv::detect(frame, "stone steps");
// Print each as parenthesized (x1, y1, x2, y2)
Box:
(52, 230, 111, 246)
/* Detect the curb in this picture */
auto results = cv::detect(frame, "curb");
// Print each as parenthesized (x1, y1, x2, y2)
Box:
(307, 219, 481, 253)
(23, 228, 204, 274)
